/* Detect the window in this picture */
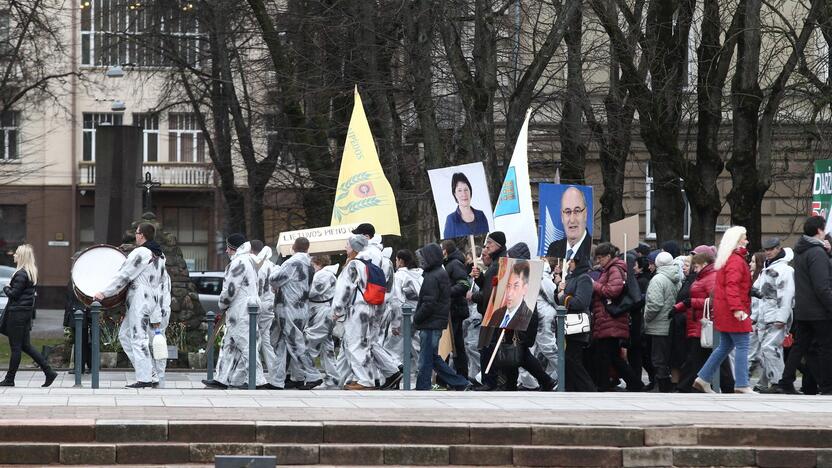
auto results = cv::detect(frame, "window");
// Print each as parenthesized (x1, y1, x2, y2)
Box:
(0, 111, 18, 160)
(79, 206, 95, 250)
(645, 163, 690, 240)
(163, 207, 208, 270)
(80, 0, 202, 67)
(82, 112, 123, 161)
(0, 205, 25, 267)
(133, 113, 159, 161)
(192, 276, 223, 295)
(683, 3, 703, 90)
(168, 113, 204, 162)
(0, 9, 10, 51)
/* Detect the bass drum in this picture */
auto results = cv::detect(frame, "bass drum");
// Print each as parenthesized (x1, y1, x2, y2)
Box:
(72, 244, 128, 308)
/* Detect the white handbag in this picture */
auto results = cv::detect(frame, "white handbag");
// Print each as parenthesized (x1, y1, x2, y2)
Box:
(700, 298, 714, 349)
(565, 313, 591, 335)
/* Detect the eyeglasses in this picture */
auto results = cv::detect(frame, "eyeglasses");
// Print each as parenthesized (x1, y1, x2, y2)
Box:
(562, 207, 586, 217)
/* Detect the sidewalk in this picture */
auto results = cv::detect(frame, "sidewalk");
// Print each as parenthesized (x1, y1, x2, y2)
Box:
(1, 371, 831, 427)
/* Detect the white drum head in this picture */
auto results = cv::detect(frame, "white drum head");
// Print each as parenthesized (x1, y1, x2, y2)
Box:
(72, 245, 127, 297)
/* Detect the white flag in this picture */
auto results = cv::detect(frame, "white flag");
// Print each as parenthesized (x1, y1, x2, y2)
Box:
(493, 110, 538, 255)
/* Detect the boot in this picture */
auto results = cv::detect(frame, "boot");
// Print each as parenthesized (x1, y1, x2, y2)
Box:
(657, 378, 673, 393)
(42, 367, 58, 388)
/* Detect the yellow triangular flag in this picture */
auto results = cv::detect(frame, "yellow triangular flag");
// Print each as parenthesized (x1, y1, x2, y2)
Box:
(330, 87, 401, 236)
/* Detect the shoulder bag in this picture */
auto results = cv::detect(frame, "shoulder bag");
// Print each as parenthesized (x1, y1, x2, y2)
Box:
(493, 333, 522, 368)
(700, 297, 714, 349)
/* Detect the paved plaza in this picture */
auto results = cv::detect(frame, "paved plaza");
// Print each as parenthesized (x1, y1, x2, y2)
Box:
(0, 370, 829, 428)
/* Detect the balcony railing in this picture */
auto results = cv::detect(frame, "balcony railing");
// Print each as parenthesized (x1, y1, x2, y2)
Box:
(79, 161, 215, 188)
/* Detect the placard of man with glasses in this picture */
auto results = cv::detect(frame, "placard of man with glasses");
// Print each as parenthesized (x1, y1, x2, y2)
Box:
(545, 185, 593, 261)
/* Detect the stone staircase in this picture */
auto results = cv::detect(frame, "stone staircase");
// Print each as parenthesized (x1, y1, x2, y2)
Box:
(0, 420, 829, 466)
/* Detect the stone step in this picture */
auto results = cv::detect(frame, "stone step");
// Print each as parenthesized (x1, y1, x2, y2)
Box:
(4, 420, 832, 450)
(0, 442, 827, 466)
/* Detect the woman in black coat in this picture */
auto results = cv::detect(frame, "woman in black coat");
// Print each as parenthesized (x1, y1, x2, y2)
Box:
(1, 244, 57, 387)
(557, 254, 597, 392)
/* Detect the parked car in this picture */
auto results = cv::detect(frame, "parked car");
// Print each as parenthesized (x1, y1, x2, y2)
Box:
(0, 266, 15, 278)
(0, 277, 9, 311)
(189, 271, 224, 314)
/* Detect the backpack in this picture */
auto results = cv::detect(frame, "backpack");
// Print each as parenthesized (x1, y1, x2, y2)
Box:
(354, 258, 387, 305)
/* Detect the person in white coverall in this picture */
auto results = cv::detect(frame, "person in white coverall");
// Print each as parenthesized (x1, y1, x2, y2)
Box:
(202, 234, 266, 389)
(249, 240, 280, 388)
(269, 237, 322, 390)
(95, 223, 171, 388)
(519, 262, 559, 389)
(384, 249, 423, 383)
(305, 256, 340, 388)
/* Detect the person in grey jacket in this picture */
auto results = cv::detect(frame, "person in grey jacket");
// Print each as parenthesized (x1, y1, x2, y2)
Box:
(644, 252, 681, 392)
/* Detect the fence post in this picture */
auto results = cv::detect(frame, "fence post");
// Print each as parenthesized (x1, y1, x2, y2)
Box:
(555, 305, 566, 392)
(90, 302, 101, 389)
(248, 302, 259, 390)
(402, 307, 413, 391)
(205, 311, 215, 382)
(73, 309, 83, 387)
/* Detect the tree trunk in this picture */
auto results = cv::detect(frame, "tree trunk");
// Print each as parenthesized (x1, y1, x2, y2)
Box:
(559, 3, 587, 185)
(727, 0, 764, 250)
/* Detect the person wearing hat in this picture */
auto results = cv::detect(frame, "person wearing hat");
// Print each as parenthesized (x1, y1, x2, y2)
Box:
(748, 237, 794, 392)
(332, 234, 403, 390)
(267, 237, 322, 390)
(348, 223, 402, 387)
(643, 252, 682, 392)
(94, 223, 171, 388)
(203, 234, 267, 389)
(250, 240, 280, 389)
(469, 231, 507, 390)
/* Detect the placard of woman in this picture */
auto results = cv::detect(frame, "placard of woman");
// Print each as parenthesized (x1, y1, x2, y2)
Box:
(443, 172, 489, 239)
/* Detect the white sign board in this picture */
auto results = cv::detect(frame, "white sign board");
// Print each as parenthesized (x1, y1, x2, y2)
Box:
(277, 223, 360, 256)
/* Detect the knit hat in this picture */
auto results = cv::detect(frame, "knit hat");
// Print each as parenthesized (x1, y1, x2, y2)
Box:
(227, 233, 246, 250)
(647, 249, 660, 264)
(655, 251, 674, 268)
(348, 234, 368, 252)
(691, 244, 717, 257)
(352, 223, 376, 238)
(486, 231, 506, 247)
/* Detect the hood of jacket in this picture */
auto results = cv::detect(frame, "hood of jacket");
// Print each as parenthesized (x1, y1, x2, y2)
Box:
(231, 241, 252, 260)
(419, 243, 444, 271)
(445, 249, 467, 266)
(656, 264, 681, 284)
(322, 264, 339, 276)
(795, 235, 827, 255)
(398, 267, 424, 282)
(142, 240, 164, 258)
(506, 242, 531, 260)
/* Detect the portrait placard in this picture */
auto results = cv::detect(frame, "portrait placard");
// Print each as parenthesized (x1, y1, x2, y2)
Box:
(427, 163, 495, 240)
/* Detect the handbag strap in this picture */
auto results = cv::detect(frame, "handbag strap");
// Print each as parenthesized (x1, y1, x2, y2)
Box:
(703, 297, 711, 320)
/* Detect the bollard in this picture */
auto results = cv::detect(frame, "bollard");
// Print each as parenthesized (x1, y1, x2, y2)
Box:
(555, 306, 566, 392)
(402, 306, 413, 391)
(90, 302, 101, 389)
(73, 309, 83, 387)
(248, 302, 259, 390)
(205, 311, 216, 382)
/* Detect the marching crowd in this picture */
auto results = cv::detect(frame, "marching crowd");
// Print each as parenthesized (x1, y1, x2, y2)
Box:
(9, 215, 829, 394)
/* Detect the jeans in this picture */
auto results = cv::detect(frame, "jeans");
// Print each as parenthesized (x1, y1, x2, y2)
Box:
(698, 331, 750, 388)
(417, 329, 469, 390)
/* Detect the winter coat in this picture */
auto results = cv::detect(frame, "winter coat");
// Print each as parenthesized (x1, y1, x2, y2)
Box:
(713, 248, 752, 333)
(644, 264, 681, 336)
(389, 267, 423, 330)
(679, 263, 716, 338)
(591, 257, 630, 339)
(269, 252, 314, 320)
(751, 248, 795, 326)
(792, 235, 832, 321)
(256, 258, 276, 319)
(5, 269, 35, 315)
(414, 244, 451, 330)
(444, 249, 471, 321)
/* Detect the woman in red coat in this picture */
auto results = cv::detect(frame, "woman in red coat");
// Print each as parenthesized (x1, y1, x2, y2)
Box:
(674, 250, 735, 392)
(590, 243, 644, 391)
(694, 226, 754, 394)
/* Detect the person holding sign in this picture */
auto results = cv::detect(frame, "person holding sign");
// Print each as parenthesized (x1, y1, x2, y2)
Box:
(444, 173, 490, 239)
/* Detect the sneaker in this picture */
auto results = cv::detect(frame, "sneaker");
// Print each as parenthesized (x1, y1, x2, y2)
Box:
(201, 379, 228, 389)
(284, 379, 304, 389)
(42, 369, 58, 388)
(473, 384, 496, 391)
(257, 383, 283, 390)
(764, 383, 799, 395)
(0, 380, 13, 387)
(344, 381, 375, 390)
(125, 381, 154, 389)
(300, 379, 323, 390)
(380, 371, 403, 390)
(693, 377, 715, 394)
(735, 387, 757, 394)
